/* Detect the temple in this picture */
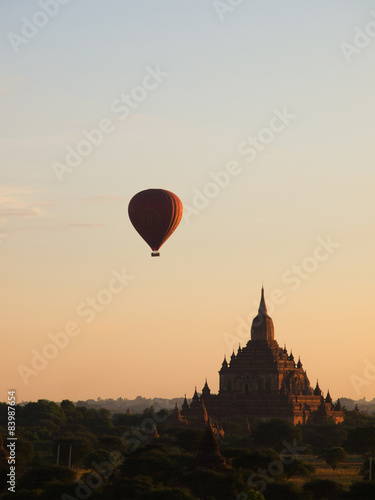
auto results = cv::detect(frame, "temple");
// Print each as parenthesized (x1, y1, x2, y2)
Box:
(183, 288, 344, 425)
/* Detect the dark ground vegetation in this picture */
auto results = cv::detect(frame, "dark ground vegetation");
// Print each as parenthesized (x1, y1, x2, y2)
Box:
(1, 400, 375, 499)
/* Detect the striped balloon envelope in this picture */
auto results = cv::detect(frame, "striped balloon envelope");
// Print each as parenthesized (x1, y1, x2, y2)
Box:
(128, 189, 183, 256)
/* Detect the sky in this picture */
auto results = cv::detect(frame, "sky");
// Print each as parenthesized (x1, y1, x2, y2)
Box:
(1, 0, 375, 404)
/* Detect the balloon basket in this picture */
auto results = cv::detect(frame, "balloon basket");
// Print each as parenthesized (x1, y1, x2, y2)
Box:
(151, 251, 160, 257)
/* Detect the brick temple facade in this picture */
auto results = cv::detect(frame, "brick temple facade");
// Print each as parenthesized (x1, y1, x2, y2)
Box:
(182, 288, 344, 425)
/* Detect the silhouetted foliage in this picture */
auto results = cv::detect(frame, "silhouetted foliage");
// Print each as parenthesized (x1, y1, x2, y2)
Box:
(60, 399, 77, 418)
(303, 479, 346, 499)
(83, 448, 111, 469)
(233, 448, 280, 470)
(320, 447, 347, 470)
(263, 481, 307, 500)
(302, 424, 347, 453)
(252, 419, 302, 450)
(18, 464, 75, 490)
(120, 446, 193, 483)
(21, 425, 52, 442)
(343, 409, 375, 427)
(1, 491, 44, 499)
(13, 438, 34, 468)
(18, 400, 66, 428)
(55, 433, 96, 467)
(104, 474, 157, 499)
(143, 406, 156, 418)
(235, 491, 265, 500)
(138, 487, 198, 499)
(347, 481, 375, 499)
(282, 457, 315, 479)
(344, 425, 375, 455)
(3, 399, 372, 499)
(175, 428, 204, 452)
(222, 447, 249, 459)
(97, 434, 123, 450)
(41, 481, 78, 499)
(180, 469, 263, 500)
(75, 406, 113, 433)
(112, 412, 146, 427)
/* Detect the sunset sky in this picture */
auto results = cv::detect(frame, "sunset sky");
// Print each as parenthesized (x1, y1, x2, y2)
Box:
(1, 0, 375, 404)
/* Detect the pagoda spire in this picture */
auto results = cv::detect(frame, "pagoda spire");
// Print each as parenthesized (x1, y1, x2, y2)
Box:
(251, 286, 274, 342)
(194, 416, 227, 470)
(259, 286, 267, 315)
(221, 355, 228, 370)
(190, 386, 200, 408)
(325, 390, 332, 404)
(202, 379, 211, 398)
(182, 394, 189, 412)
(314, 380, 322, 396)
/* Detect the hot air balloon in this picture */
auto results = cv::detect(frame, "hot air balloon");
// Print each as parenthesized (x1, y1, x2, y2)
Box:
(128, 189, 183, 256)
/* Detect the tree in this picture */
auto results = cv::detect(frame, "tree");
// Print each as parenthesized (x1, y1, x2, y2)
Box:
(0, 403, 8, 425)
(19, 464, 75, 490)
(104, 474, 156, 499)
(302, 424, 347, 453)
(175, 428, 204, 452)
(345, 426, 375, 455)
(303, 479, 345, 499)
(348, 481, 375, 499)
(0, 491, 43, 499)
(233, 448, 280, 471)
(138, 487, 198, 499)
(55, 433, 96, 467)
(343, 409, 375, 427)
(15, 438, 34, 467)
(282, 458, 315, 479)
(320, 447, 347, 470)
(180, 469, 264, 500)
(120, 448, 183, 483)
(142, 406, 155, 418)
(75, 406, 112, 433)
(18, 400, 66, 429)
(262, 481, 307, 500)
(98, 434, 123, 450)
(83, 448, 111, 469)
(60, 400, 77, 419)
(42, 481, 78, 499)
(156, 408, 169, 422)
(252, 419, 302, 450)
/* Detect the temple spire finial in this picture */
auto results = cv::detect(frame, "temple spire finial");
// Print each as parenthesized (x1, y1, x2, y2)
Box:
(251, 285, 274, 342)
(258, 286, 267, 315)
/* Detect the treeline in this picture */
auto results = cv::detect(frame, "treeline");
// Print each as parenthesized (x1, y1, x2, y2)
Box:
(15, 395, 375, 415)
(73, 396, 375, 416)
(74, 396, 186, 414)
(1, 400, 375, 499)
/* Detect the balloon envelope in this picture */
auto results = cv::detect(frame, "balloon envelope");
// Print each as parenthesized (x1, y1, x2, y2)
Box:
(128, 189, 183, 256)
